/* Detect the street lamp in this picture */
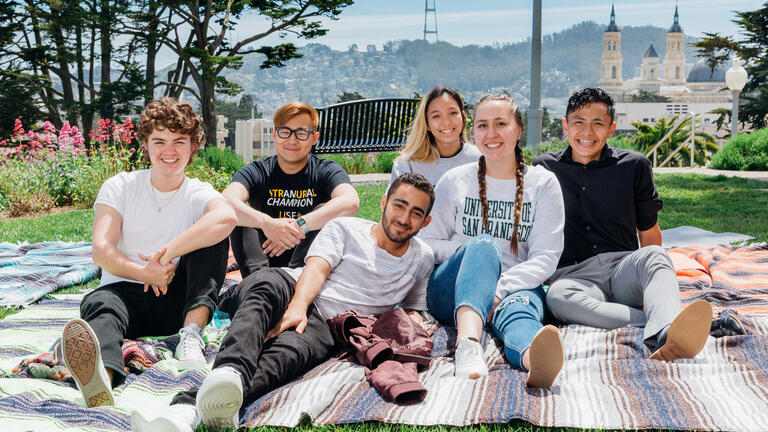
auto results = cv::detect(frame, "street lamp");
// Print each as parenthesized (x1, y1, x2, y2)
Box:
(725, 58, 748, 136)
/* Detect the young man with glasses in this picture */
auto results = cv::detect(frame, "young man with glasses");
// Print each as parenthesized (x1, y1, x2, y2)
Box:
(222, 102, 359, 277)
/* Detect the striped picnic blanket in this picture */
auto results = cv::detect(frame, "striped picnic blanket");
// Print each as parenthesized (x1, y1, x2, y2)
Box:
(0, 242, 99, 307)
(0, 244, 766, 431)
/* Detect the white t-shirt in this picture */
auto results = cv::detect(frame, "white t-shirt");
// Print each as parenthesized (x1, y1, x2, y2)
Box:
(283, 217, 434, 320)
(390, 143, 481, 186)
(420, 163, 564, 299)
(94, 169, 223, 287)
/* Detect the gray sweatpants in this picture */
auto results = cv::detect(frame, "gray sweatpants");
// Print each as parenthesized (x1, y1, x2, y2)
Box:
(546, 245, 681, 340)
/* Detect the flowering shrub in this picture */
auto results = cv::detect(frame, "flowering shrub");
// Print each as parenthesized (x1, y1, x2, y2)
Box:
(0, 118, 144, 215)
(1, 118, 234, 216)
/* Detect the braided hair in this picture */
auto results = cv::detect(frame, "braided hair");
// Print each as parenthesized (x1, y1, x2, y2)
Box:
(475, 94, 525, 257)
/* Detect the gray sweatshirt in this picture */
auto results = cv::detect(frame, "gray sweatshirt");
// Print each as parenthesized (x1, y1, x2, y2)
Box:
(390, 143, 481, 186)
(419, 162, 565, 299)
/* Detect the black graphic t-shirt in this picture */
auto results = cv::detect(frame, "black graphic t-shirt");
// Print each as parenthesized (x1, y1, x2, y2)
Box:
(231, 154, 350, 220)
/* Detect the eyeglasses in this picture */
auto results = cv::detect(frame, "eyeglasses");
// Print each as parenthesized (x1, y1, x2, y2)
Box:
(274, 126, 315, 141)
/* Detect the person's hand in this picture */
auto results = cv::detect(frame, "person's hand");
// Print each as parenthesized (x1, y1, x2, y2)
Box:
(266, 304, 308, 339)
(486, 296, 502, 323)
(138, 247, 176, 297)
(262, 239, 289, 258)
(261, 218, 304, 255)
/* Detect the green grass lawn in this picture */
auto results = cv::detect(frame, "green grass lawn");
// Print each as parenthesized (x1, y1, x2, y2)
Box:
(0, 175, 765, 432)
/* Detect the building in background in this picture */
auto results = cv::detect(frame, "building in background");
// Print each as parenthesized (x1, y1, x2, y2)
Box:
(235, 118, 276, 161)
(599, 4, 731, 137)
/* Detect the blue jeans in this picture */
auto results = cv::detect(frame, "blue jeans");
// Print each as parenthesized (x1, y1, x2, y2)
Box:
(427, 235, 545, 370)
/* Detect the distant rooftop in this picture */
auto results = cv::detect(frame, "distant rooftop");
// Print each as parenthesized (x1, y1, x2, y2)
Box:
(643, 43, 659, 58)
(687, 59, 726, 83)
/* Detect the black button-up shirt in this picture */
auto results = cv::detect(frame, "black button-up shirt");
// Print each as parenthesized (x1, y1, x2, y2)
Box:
(534, 145, 663, 268)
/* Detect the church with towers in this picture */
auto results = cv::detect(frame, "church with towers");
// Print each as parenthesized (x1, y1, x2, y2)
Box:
(597, 3, 732, 134)
(598, 3, 729, 104)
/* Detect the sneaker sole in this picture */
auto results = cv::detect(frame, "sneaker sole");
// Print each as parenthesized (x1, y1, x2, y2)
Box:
(62, 319, 114, 407)
(197, 376, 242, 428)
(526, 325, 563, 388)
(650, 299, 713, 361)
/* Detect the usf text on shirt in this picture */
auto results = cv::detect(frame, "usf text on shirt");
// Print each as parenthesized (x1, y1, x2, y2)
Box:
(420, 163, 565, 299)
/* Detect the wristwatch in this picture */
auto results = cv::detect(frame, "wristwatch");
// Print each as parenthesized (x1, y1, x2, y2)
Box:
(295, 216, 310, 234)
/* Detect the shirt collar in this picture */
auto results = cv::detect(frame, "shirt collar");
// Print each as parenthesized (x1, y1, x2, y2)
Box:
(556, 144, 618, 166)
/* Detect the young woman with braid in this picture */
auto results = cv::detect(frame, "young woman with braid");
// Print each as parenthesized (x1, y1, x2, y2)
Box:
(390, 87, 480, 187)
(420, 94, 566, 387)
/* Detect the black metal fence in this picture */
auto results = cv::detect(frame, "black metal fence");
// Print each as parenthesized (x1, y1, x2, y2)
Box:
(313, 98, 420, 154)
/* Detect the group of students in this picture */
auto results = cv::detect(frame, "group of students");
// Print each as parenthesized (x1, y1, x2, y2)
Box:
(54, 88, 743, 432)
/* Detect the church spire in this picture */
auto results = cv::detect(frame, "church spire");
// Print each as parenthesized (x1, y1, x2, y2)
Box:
(606, 2, 619, 32)
(669, 2, 683, 33)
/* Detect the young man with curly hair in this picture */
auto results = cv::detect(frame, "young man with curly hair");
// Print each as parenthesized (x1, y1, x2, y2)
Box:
(60, 98, 237, 408)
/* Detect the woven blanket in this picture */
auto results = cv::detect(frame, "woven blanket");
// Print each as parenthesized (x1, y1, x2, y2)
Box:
(0, 245, 767, 431)
(0, 242, 99, 307)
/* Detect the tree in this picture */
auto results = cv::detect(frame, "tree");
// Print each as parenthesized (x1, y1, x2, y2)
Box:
(335, 91, 364, 103)
(0, 69, 46, 138)
(694, 5, 768, 128)
(215, 94, 263, 143)
(520, 108, 563, 147)
(708, 107, 732, 134)
(1, 0, 145, 143)
(152, 0, 354, 147)
(631, 115, 719, 167)
(627, 90, 671, 103)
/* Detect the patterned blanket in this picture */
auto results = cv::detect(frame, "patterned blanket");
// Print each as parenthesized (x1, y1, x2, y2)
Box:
(0, 244, 766, 431)
(0, 242, 99, 307)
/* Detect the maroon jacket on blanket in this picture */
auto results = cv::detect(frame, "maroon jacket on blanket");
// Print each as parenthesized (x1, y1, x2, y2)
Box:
(328, 308, 432, 404)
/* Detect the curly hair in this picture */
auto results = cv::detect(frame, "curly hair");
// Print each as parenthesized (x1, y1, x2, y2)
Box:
(566, 87, 615, 123)
(137, 98, 205, 164)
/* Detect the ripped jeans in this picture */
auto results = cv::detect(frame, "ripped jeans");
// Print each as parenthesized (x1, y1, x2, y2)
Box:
(427, 234, 546, 370)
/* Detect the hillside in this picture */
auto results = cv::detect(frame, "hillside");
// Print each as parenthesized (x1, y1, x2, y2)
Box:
(223, 21, 701, 114)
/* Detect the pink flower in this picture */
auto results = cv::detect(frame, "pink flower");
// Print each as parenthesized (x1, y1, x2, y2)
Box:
(13, 119, 24, 137)
(43, 120, 56, 133)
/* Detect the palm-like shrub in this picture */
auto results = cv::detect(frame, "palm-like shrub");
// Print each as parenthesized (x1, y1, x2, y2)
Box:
(632, 115, 719, 167)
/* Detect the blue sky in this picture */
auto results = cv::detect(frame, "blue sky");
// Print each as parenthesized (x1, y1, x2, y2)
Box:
(233, 0, 765, 50)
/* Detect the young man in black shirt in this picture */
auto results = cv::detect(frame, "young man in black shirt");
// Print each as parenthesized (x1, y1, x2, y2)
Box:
(223, 102, 359, 277)
(534, 88, 726, 361)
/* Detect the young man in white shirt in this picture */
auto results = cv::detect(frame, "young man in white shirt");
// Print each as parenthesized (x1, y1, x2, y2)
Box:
(131, 173, 435, 432)
(61, 98, 237, 408)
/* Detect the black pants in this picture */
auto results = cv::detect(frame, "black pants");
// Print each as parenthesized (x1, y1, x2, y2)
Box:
(230, 226, 319, 278)
(171, 268, 335, 407)
(80, 239, 228, 380)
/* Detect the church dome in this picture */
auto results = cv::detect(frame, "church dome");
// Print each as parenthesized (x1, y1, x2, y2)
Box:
(687, 59, 726, 83)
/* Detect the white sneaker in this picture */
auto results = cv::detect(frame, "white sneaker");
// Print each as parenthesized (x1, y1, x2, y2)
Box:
(61, 318, 114, 407)
(130, 404, 198, 432)
(176, 323, 206, 369)
(454, 336, 488, 379)
(197, 366, 243, 428)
